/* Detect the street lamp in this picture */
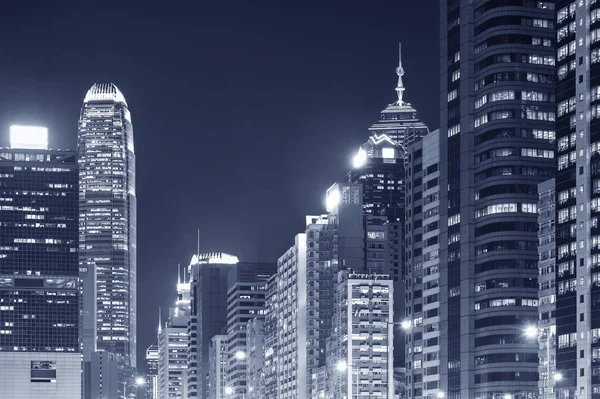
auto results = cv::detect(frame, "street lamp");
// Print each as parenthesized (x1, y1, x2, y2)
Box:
(400, 319, 412, 331)
(235, 350, 246, 361)
(524, 324, 538, 339)
(436, 392, 445, 398)
(553, 373, 563, 382)
(503, 394, 512, 399)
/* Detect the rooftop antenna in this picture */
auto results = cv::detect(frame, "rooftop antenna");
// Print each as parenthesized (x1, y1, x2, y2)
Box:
(158, 307, 162, 334)
(197, 228, 200, 256)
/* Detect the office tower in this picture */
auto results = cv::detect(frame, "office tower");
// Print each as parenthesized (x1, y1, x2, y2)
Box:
(262, 275, 278, 399)
(0, 126, 80, 399)
(224, 262, 275, 399)
(208, 334, 228, 399)
(555, 1, 600, 396)
(327, 271, 394, 399)
(350, 45, 430, 369)
(537, 179, 556, 398)
(158, 266, 191, 399)
(78, 83, 137, 388)
(186, 253, 274, 399)
(187, 253, 238, 399)
(275, 234, 307, 399)
(437, 0, 555, 398)
(246, 317, 265, 399)
(404, 129, 443, 398)
(367, 44, 429, 152)
(146, 342, 159, 399)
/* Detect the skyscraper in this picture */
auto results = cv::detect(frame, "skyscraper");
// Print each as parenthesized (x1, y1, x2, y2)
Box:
(367, 44, 429, 152)
(224, 262, 275, 399)
(435, 1, 556, 398)
(146, 342, 159, 399)
(404, 129, 443, 399)
(0, 126, 80, 399)
(348, 45, 429, 369)
(554, 1, 600, 396)
(327, 271, 394, 399)
(158, 265, 190, 399)
(78, 83, 137, 380)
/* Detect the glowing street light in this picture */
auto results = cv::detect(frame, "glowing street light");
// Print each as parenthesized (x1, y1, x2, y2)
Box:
(235, 350, 246, 361)
(503, 394, 513, 399)
(523, 325, 538, 339)
(437, 392, 445, 398)
(135, 377, 146, 386)
(336, 360, 348, 372)
(225, 386, 234, 396)
(400, 319, 412, 331)
(553, 373, 563, 382)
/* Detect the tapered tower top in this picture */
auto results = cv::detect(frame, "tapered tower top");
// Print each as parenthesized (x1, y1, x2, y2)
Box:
(83, 83, 128, 106)
(395, 43, 405, 105)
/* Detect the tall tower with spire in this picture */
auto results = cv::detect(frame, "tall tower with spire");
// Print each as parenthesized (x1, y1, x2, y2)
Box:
(347, 44, 430, 371)
(78, 83, 137, 397)
(368, 43, 429, 152)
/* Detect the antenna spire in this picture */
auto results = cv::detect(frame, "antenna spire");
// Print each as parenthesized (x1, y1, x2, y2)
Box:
(197, 229, 200, 256)
(158, 307, 162, 334)
(395, 42, 406, 104)
(177, 263, 181, 284)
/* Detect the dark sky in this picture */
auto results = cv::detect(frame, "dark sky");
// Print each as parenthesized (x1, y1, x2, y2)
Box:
(0, 0, 438, 369)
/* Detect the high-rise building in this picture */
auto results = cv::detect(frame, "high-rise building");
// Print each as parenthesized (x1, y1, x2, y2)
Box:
(262, 275, 278, 399)
(187, 253, 238, 399)
(224, 262, 275, 399)
(327, 271, 395, 399)
(158, 266, 190, 399)
(404, 129, 442, 399)
(185, 253, 275, 399)
(246, 317, 265, 399)
(367, 44, 429, 152)
(274, 234, 307, 399)
(537, 178, 556, 399)
(0, 126, 80, 399)
(263, 182, 396, 398)
(78, 83, 137, 388)
(146, 342, 159, 399)
(349, 45, 429, 368)
(208, 334, 228, 399)
(554, 1, 600, 396)
(435, 1, 556, 398)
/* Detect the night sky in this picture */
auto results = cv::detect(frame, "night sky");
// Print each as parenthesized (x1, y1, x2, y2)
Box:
(0, 0, 438, 369)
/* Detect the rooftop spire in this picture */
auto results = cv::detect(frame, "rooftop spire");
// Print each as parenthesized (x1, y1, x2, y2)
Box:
(395, 43, 405, 104)
(158, 307, 162, 335)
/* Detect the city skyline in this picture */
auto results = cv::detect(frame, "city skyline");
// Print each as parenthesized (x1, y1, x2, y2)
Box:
(0, 1, 439, 372)
(0, 0, 439, 372)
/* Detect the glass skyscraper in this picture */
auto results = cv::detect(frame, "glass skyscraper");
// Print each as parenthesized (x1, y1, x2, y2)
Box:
(78, 83, 137, 372)
(0, 126, 80, 398)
